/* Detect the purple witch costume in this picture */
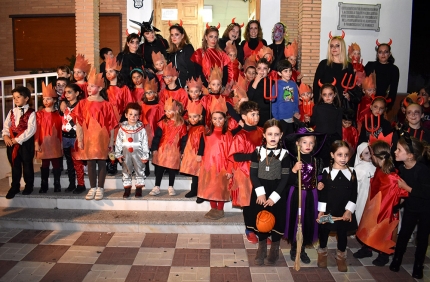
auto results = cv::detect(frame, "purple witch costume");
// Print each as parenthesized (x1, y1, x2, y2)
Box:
(283, 127, 325, 246)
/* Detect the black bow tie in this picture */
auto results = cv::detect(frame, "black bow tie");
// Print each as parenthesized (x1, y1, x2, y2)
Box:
(18, 107, 24, 114)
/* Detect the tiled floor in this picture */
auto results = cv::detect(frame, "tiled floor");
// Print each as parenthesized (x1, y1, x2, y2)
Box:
(0, 228, 428, 282)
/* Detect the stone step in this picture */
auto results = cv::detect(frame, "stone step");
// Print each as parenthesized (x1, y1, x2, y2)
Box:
(11, 170, 192, 190)
(0, 189, 241, 212)
(0, 208, 244, 234)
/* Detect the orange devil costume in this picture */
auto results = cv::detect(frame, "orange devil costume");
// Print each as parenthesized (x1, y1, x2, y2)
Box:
(159, 63, 188, 109)
(74, 54, 90, 99)
(356, 73, 376, 131)
(197, 96, 233, 201)
(284, 40, 301, 83)
(35, 82, 63, 160)
(151, 97, 187, 170)
(72, 68, 118, 160)
(298, 83, 314, 122)
(105, 56, 135, 122)
(356, 134, 408, 254)
(140, 78, 164, 148)
(225, 41, 240, 82)
(152, 51, 167, 92)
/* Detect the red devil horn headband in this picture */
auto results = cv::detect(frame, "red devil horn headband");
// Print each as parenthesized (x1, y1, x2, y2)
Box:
(206, 23, 221, 29)
(376, 38, 392, 46)
(231, 17, 244, 28)
(328, 30, 345, 39)
(168, 19, 183, 27)
(318, 78, 337, 87)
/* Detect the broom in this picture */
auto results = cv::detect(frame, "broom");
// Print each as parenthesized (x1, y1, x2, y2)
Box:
(294, 145, 303, 271)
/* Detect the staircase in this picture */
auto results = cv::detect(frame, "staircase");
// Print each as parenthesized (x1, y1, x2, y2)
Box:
(0, 161, 245, 234)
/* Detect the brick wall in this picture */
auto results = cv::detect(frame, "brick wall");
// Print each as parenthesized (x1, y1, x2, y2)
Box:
(0, 0, 126, 77)
(280, 0, 299, 43)
(298, 0, 321, 86)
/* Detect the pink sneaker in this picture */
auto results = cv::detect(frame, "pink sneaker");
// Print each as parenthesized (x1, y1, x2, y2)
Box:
(246, 231, 258, 244)
(267, 237, 272, 245)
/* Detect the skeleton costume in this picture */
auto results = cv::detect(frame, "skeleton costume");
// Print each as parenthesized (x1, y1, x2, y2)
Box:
(115, 120, 149, 188)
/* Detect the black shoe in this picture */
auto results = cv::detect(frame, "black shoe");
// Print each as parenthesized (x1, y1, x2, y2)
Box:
(196, 197, 204, 204)
(372, 253, 389, 266)
(412, 264, 424, 279)
(123, 188, 131, 198)
(5, 188, 19, 199)
(185, 191, 197, 198)
(22, 187, 33, 195)
(107, 161, 118, 176)
(73, 185, 86, 194)
(300, 251, 311, 264)
(353, 246, 373, 259)
(389, 255, 403, 272)
(65, 184, 76, 193)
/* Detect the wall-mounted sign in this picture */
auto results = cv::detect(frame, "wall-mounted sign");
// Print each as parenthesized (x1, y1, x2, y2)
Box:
(161, 9, 178, 21)
(338, 2, 381, 31)
(133, 0, 143, 9)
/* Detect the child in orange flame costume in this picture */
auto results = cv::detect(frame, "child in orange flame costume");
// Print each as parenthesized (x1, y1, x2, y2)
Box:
(159, 63, 188, 109)
(356, 73, 376, 133)
(72, 68, 117, 201)
(72, 54, 91, 99)
(105, 55, 135, 123)
(354, 136, 407, 267)
(186, 77, 207, 126)
(180, 100, 206, 199)
(227, 84, 248, 132)
(150, 97, 187, 196)
(35, 82, 63, 193)
(130, 68, 146, 102)
(140, 78, 163, 176)
(298, 83, 314, 123)
(348, 43, 365, 86)
(225, 41, 240, 82)
(241, 55, 257, 89)
(284, 40, 303, 83)
(152, 51, 167, 92)
(198, 96, 233, 220)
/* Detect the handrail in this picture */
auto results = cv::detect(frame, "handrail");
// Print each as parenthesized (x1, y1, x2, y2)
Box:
(0, 72, 58, 140)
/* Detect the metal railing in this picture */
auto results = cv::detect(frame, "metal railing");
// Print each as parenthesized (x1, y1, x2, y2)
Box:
(0, 72, 58, 140)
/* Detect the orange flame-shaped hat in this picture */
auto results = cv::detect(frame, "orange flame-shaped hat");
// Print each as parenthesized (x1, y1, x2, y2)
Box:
(369, 132, 393, 147)
(403, 92, 425, 107)
(151, 51, 166, 63)
(348, 43, 361, 56)
(209, 95, 227, 114)
(284, 39, 298, 58)
(243, 55, 257, 72)
(74, 54, 91, 74)
(87, 67, 104, 88)
(256, 46, 274, 62)
(105, 55, 122, 71)
(224, 41, 237, 54)
(42, 81, 57, 98)
(362, 72, 376, 90)
(163, 62, 179, 77)
(209, 66, 223, 82)
(187, 100, 203, 115)
(144, 78, 158, 92)
(164, 97, 179, 111)
(298, 83, 312, 95)
(186, 77, 203, 90)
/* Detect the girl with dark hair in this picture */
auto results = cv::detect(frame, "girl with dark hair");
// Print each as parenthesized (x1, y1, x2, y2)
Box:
(354, 139, 407, 267)
(317, 140, 357, 272)
(238, 20, 267, 65)
(390, 134, 430, 279)
(117, 33, 145, 87)
(358, 97, 392, 145)
(197, 96, 233, 220)
(167, 24, 195, 88)
(364, 41, 399, 109)
(61, 83, 86, 194)
(191, 26, 233, 87)
(219, 21, 242, 50)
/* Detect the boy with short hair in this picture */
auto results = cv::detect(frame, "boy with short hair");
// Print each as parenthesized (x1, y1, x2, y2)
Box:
(229, 100, 263, 243)
(3, 86, 36, 199)
(99, 47, 113, 75)
(272, 59, 300, 136)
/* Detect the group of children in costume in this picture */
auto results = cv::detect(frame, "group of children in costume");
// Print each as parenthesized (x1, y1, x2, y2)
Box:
(3, 25, 430, 278)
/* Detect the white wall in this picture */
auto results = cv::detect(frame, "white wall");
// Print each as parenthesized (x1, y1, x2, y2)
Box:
(260, 0, 281, 44)
(127, 1, 153, 34)
(320, 0, 413, 93)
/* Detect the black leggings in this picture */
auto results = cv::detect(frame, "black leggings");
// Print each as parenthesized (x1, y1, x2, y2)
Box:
(319, 224, 348, 252)
(87, 160, 107, 188)
(258, 232, 282, 243)
(154, 165, 177, 186)
(395, 209, 430, 265)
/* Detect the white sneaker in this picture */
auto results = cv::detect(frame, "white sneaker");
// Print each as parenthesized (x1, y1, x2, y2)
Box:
(168, 186, 176, 196)
(86, 188, 96, 200)
(95, 187, 104, 200)
(149, 186, 160, 196)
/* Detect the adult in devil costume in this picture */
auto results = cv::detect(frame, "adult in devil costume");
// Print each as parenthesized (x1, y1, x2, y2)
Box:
(129, 10, 169, 73)
(238, 20, 267, 65)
